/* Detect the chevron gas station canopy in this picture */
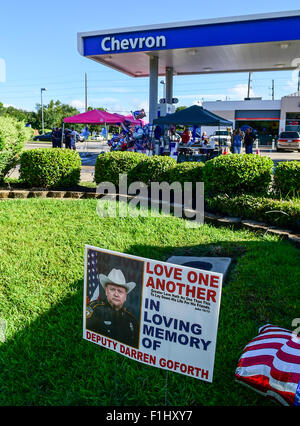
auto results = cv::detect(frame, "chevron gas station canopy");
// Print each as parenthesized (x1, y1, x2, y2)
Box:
(77, 10, 300, 121)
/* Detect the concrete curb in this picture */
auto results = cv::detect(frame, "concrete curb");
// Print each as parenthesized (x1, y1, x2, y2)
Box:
(1, 189, 299, 248)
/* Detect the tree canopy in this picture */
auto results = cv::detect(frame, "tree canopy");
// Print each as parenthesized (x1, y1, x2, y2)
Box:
(0, 100, 107, 133)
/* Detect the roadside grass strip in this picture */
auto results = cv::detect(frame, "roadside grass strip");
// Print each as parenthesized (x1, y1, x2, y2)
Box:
(0, 199, 299, 406)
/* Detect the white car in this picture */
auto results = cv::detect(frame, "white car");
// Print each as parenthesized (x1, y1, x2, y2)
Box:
(276, 131, 300, 152)
(209, 130, 232, 147)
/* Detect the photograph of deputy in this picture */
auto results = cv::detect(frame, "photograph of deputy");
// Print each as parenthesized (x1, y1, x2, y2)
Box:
(86, 267, 140, 348)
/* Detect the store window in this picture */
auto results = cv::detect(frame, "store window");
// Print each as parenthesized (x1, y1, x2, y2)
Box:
(235, 120, 279, 144)
(286, 113, 300, 131)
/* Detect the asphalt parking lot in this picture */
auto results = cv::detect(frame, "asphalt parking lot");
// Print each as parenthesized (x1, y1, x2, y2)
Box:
(9, 141, 300, 183)
(259, 147, 300, 164)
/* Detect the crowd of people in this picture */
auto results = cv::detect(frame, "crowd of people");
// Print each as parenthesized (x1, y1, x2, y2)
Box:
(51, 127, 79, 150)
(231, 127, 256, 154)
(178, 125, 257, 154)
(50, 123, 256, 156)
(180, 128, 210, 146)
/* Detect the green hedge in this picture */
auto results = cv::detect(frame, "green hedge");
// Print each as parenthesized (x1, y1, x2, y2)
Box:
(95, 152, 204, 192)
(24, 126, 35, 141)
(128, 155, 177, 186)
(166, 161, 205, 186)
(203, 154, 273, 196)
(0, 116, 27, 180)
(20, 148, 81, 188)
(94, 151, 144, 187)
(273, 161, 300, 198)
(206, 194, 300, 229)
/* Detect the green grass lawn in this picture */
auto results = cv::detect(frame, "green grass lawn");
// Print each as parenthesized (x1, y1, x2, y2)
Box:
(0, 198, 299, 406)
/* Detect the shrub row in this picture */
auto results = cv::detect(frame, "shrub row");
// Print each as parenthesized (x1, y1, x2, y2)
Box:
(93, 152, 300, 229)
(94, 151, 145, 187)
(95, 152, 274, 195)
(203, 154, 274, 196)
(17, 150, 300, 201)
(205, 194, 300, 230)
(273, 161, 300, 198)
(94, 152, 206, 189)
(0, 116, 28, 180)
(20, 148, 81, 188)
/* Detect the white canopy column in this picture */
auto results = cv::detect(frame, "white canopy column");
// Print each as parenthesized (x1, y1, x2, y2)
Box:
(149, 55, 158, 124)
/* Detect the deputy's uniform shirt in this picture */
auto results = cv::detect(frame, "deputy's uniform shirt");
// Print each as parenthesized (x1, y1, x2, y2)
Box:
(86, 299, 139, 348)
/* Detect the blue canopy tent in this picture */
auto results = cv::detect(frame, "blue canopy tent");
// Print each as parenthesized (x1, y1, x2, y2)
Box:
(153, 105, 233, 127)
(153, 105, 233, 162)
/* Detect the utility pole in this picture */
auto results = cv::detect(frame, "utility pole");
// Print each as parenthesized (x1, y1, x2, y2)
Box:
(272, 80, 274, 100)
(85, 73, 88, 112)
(40, 88, 47, 134)
(298, 70, 300, 93)
(247, 72, 252, 98)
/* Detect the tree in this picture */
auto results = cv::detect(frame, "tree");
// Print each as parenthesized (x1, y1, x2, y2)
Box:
(35, 100, 80, 131)
(175, 106, 187, 112)
(0, 100, 107, 135)
(0, 116, 27, 180)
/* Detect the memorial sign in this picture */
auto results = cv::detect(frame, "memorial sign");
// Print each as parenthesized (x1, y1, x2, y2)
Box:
(83, 245, 223, 382)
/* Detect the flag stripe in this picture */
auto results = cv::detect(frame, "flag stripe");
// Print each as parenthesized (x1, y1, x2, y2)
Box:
(235, 324, 300, 406)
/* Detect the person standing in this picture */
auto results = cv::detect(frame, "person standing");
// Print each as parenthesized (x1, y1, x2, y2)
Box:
(232, 128, 243, 154)
(70, 127, 78, 150)
(64, 129, 72, 149)
(154, 125, 162, 140)
(56, 127, 62, 148)
(244, 128, 256, 154)
(51, 128, 56, 148)
(181, 128, 191, 144)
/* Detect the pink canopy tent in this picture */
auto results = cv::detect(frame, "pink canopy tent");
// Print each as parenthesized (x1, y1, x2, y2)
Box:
(62, 109, 127, 144)
(62, 110, 147, 145)
(112, 113, 146, 126)
(64, 109, 124, 125)
(125, 114, 147, 126)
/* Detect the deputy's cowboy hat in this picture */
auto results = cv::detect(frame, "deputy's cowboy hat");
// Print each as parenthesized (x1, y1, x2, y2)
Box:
(98, 268, 136, 294)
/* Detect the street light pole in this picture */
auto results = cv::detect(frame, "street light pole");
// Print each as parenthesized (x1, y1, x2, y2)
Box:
(85, 73, 88, 112)
(41, 88, 47, 134)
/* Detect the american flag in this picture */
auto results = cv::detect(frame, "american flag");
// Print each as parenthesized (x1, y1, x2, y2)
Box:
(86, 249, 100, 303)
(235, 324, 300, 406)
(132, 109, 146, 119)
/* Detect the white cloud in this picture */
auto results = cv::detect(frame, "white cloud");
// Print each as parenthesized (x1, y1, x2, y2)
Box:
(176, 93, 227, 107)
(70, 99, 85, 109)
(229, 83, 256, 100)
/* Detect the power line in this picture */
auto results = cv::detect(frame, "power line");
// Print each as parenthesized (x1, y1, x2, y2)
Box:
(0, 72, 294, 89)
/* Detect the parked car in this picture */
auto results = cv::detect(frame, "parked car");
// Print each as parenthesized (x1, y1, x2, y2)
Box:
(276, 131, 300, 152)
(33, 132, 52, 141)
(77, 134, 86, 142)
(209, 130, 232, 147)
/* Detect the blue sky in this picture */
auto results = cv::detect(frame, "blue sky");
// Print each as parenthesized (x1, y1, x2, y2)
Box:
(0, 0, 300, 115)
